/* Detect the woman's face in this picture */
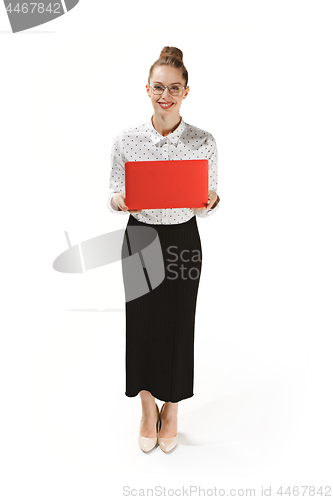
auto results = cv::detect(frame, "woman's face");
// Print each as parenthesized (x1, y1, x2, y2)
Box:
(146, 65, 189, 118)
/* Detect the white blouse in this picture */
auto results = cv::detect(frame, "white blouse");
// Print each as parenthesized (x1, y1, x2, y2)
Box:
(107, 115, 220, 224)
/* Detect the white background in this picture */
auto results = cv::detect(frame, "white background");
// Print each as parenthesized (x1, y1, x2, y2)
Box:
(0, 1, 332, 498)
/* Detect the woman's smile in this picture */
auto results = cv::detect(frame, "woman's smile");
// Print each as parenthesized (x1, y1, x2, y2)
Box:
(158, 102, 175, 109)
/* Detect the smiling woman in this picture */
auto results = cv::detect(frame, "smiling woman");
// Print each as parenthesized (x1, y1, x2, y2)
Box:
(145, 47, 190, 137)
(107, 45, 220, 454)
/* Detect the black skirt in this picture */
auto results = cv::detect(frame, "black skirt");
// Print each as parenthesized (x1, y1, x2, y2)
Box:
(121, 214, 202, 403)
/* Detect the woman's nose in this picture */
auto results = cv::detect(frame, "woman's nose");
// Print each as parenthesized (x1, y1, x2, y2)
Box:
(161, 87, 172, 98)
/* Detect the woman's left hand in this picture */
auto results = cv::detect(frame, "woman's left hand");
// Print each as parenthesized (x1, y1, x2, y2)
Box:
(190, 190, 218, 212)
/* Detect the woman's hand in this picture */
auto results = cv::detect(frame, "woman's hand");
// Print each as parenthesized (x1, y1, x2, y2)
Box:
(190, 190, 218, 213)
(111, 192, 143, 213)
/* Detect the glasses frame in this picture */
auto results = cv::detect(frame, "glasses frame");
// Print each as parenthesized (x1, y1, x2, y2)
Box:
(148, 83, 188, 96)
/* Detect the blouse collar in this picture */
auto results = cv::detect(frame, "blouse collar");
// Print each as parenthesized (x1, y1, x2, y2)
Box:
(145, 115, 186, 146)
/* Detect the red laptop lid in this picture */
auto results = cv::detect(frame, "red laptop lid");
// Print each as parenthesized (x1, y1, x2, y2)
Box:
(125, 159, 209, 210)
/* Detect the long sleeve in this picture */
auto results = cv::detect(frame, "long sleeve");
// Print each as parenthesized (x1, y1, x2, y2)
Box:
(195, 133, 220, 218)
(107, 118, 220, 224)
(106, 134, 128, 215)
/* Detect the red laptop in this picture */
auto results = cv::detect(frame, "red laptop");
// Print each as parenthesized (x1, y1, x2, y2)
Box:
(124, 159, 209, 210)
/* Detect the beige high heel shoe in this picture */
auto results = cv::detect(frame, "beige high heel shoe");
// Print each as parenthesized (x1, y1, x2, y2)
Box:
(157, 402, 178, 453)
(138, 402, 160, 452)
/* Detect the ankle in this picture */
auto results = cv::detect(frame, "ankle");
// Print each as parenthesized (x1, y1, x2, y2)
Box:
(161, 403, 178, 419)
(141, 402, 157, 418)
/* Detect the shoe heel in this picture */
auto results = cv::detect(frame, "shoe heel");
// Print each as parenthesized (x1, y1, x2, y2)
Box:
(138, 402, 159, 453)
(157, 403, 178, 453)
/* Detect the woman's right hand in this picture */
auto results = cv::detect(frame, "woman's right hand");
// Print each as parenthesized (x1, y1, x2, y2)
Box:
(111, 192, 143, 213)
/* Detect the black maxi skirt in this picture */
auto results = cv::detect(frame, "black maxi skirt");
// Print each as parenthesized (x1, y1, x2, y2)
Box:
(121, 214, 202, 403)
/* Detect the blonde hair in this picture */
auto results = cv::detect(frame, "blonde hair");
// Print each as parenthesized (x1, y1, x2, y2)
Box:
(148, 46, 188, 87)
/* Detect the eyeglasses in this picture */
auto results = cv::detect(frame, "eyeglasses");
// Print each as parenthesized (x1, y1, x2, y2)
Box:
(148, 84, 187, 96)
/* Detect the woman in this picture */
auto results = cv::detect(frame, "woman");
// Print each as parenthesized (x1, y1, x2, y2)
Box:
(107, 46, 220, 453)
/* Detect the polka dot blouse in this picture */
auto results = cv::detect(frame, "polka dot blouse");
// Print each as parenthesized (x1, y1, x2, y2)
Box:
(107, 115, 220, 224)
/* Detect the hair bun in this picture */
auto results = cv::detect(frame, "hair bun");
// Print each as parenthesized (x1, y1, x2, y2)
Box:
(159, 46, 183, 62)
